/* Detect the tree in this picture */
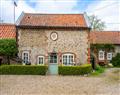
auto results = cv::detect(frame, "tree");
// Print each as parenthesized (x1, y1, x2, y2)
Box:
(0, 39, 18, 65)
(88, 15, 105, 31)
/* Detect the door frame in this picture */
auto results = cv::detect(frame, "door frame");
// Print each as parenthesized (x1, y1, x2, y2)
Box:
(48, 52, 58, 75)
(48, 52, 58, 64)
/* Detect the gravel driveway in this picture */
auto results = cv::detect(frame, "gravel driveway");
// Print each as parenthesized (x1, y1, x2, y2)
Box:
(0, 68, 120, 95)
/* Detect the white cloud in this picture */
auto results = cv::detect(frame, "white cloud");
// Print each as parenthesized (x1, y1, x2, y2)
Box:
(16, 0, 35, 18)
(0, 0, 35, 23)
(86, 0, 120, 31)
(34, 0, 78, 13)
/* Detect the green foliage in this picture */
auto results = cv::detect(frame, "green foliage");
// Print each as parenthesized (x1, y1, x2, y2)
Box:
(91, 44, 115, 51)
(111, 53, 120, 67)
(95, 65, 105, 73)
(59, 64, 92, 75)
(0, 39, 18, 56)
(88, 15, 105, 31)
(90, 65, 105, 76)
(0, 65, 48, 75)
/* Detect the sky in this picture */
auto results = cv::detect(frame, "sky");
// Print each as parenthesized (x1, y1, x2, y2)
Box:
(0, 0, 120, 31)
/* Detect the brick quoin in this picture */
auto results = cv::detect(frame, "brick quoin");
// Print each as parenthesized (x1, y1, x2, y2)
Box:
(87, 48, 90, 63)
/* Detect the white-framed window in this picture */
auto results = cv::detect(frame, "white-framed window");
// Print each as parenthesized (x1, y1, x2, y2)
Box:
(22, 51, 29, 64)
(62, 54, 74, 66)
(37, 56, 44, 65)
(107, 52, 112, 60)
(98, 50, 105, 60)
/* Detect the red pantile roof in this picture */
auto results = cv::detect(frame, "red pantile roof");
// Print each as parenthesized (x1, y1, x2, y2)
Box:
(90, 31, 120, 44)
(18, 13, 89, 28)
(0, 23, 16, 39)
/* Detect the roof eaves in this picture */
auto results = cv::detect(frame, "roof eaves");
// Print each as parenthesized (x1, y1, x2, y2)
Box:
(17, 25, 89, 30)
(0, 23, 15, 26)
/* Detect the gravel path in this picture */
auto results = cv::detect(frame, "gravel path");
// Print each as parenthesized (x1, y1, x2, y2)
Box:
(0, 68, 120, 95)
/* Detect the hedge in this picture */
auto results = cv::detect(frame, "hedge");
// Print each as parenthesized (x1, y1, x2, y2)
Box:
(0, 65, 47, 75)
(59, 64, 92, 75)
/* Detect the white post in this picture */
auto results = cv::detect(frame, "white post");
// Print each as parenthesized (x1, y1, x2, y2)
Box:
(14, 4, 15, 24)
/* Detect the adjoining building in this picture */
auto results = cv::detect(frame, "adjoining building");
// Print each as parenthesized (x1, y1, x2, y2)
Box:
(90, 31, 120, 65)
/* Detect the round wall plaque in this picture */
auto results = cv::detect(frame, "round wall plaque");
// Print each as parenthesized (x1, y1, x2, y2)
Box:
(50, 32, 58, 41)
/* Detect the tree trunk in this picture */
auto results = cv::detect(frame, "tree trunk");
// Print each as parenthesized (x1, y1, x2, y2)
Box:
(94, 49, 98, 69)
(91, 49, 98, 70)
(7, 56, 10, 65)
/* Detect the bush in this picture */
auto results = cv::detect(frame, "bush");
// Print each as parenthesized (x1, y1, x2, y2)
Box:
(111, 53, 120, 67)
(0, 65, 48, 75)
(59, 64, 92, 75)
(95, 65, 105, 73)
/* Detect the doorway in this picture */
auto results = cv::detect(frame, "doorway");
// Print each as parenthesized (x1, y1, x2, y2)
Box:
(48, 53, 58, 75)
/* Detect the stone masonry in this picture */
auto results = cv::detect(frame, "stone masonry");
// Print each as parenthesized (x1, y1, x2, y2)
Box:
(18, 28, 89, 65)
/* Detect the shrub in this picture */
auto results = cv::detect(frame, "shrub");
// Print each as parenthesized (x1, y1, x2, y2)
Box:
(59, 64, 92, 75)
(95, 65, 105, 73)
(111, 53, 120, 67)
(0, 65, 48, 75)
(90, 65, 105, 76)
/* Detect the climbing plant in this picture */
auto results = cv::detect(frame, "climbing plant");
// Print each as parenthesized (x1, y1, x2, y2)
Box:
(91, 44, 115, 51)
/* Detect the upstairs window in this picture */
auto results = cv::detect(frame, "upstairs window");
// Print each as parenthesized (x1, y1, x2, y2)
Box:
(62, 54, 74, 66)
(99, 50, 104, 60)
(37, 56, 44, 65)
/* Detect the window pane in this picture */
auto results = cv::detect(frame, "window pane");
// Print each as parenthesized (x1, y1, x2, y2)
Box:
(107, 53, 112, 60)
(63, 55, 67, 65)
(49, 54, 57, 63)
(23, 53, 29, 64)
(62, 54, 74, 65)
(99, 51, 104, 60)
(38, 57, 44, 64)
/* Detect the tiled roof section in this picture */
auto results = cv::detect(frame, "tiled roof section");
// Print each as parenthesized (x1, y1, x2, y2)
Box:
(0, 23, 16, 39)
(90, 31, 120, 44)
(19, 13, 88, 28)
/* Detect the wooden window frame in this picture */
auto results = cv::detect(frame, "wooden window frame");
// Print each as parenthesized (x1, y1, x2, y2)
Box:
(107, 52, 112, 60)
(98, 50, 105, 60)
(62, 53, 74, 66)
(37, 56, 44, 65)
(22, 51, 29, 65)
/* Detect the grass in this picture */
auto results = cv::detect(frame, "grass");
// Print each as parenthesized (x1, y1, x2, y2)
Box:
(90, 66, 105, 76)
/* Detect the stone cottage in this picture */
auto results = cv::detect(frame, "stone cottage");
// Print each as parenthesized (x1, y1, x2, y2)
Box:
(90, 31, 120, 64)
(16, 12, 91, 66)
